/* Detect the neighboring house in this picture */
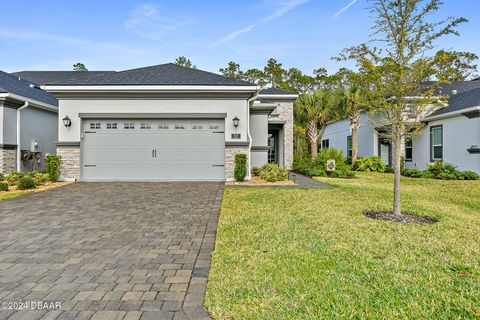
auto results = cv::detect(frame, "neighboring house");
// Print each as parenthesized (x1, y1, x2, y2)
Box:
(322, 80, 480, 173)
(16, 64, 296, 181)
(0, 71, 58, 174)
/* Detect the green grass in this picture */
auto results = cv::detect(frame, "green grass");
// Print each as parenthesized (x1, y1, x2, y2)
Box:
(0, 190, 33, 201)
(206, 172, 480, 319)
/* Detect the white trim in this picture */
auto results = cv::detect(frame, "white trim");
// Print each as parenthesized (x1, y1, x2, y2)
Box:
(42, 85, 259, 93)
(0, 93, 58, 112)
(423, 106, 480, 121)
(257, 94, 298, 100)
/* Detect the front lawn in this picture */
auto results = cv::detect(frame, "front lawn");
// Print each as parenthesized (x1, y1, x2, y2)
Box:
(0, 182, 71, 201)
(206, 172, 480, 319)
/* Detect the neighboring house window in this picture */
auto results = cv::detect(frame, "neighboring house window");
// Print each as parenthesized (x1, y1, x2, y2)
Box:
(106, 123, 117, 129)
(430, 125, 443, 161)
(90, 123, 101, 129)
(158, 124, 169, 129)
(124, 123, 135, 129)
(321, 139, 330, 149)
(140, 123, 151, 129)
(347, 136, 352, 158)
(405, 139, 413, 162)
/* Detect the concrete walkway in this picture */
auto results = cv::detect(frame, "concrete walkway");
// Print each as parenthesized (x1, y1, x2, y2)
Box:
(0, 182, 224, 320)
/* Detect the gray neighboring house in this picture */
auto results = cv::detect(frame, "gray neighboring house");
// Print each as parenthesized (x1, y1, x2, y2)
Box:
(17, 64, 297, 181)
(0, 71, 58, 174)
(322, 80, 480, 173)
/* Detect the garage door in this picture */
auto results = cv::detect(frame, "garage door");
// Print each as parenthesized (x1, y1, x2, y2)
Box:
(81, 119, 225, 181)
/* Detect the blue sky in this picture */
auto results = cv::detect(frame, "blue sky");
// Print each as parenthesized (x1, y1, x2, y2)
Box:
(1, 0, 478, 75)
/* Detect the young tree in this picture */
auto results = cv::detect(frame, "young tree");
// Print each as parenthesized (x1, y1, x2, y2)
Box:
(73, 63, 88, 71)
(340, 0, 467, 216)
(295, 90, 336, 159)
(174, 56, 196, 69)
(340, 83, 369, 164)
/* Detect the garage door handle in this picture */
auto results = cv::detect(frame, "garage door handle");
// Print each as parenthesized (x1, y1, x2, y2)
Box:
(212, 164, 225, 167)
(84, 131, 96, 134)
(84, 165, 96, 167)
(154, 149, 157, 158)
(213, 131, 224, 133)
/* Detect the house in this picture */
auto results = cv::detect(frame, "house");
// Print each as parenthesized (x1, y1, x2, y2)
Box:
(321, 80, 480, 173)
(0, 71, 58, 174)
(16, 64, 296, 181)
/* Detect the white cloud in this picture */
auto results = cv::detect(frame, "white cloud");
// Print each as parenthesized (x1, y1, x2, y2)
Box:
(125, 2, 194, 40)
(0, 28, 88, 46)
(213, 0, 309, 45)
(334, 0, 358, 18)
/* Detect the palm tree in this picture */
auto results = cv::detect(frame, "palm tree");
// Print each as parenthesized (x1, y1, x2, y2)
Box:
(340, 84, 368, 164)
(295, 90, 336, 159)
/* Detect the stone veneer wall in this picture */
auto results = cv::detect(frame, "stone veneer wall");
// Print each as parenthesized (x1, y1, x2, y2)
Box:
(225, 146, 249, 181)
(271, 101, 294, 170)
(57, 146, 80, 181)
(0, 148, 16, 175)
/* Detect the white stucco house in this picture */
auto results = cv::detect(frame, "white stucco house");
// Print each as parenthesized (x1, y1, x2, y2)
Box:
(0, 71, 58, 174)
(322, 80, 480, 173)
(15, 64, 297, 181)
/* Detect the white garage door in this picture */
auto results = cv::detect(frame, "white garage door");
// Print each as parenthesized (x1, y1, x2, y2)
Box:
(81, 119, 225, 181)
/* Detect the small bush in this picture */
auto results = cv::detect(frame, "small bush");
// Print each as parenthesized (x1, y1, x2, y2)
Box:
(315, 148, 350, 170)
(0, 182, 8, 191)
(353, 156, 386, 172)
(17, 176, 36, 190)
(293, 149, 350, 177)
(45, 155, 62, 182)
(6, 172, 24, 185)
(436, 172, 457, 180)
(419, 171, 434, 179)
(251, 167, 261, 176)
(404, 169, 422, 178)
(426, 160, 456, 176)
(234, 153, 247, 182)
(305, 167, 326, 177)
(32, 172, 49, 186)
(463, 171, 480, 180)
(329, 169, 355, 179)
(384, 166, 394, 173)
(0, 173, 4, 181)
(260, 163, 288, 182)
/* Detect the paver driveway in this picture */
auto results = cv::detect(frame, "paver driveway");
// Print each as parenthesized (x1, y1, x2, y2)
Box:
(0, 182, 224, 320)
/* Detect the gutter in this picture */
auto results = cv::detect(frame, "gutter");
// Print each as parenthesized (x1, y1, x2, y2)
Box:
(423, 106, 480, 121)
(16, 102, 29, 172)
(0, 93, 57, 113)
(246, 90, 260, 180)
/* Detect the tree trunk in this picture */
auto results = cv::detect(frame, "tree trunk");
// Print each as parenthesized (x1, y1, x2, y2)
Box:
(392, 123, 402, 216)
(307, 119, 318, 159)
(350, 112, 360, 164)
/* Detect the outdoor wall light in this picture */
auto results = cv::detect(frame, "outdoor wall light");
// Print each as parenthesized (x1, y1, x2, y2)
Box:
(62, 116, 72, 127)
(232, 116, 240, 128)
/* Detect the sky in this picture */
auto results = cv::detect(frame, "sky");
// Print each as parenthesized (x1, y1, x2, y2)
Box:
(1, 0, 479, 75)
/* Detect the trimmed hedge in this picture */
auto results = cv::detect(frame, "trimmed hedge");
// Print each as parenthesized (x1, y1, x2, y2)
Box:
(6, 172, 24, 186)
(234, 153, 248, 182)
(45, 155, 62, 182)
(260, 163, 288, 182)
(17, 176, 36, 190)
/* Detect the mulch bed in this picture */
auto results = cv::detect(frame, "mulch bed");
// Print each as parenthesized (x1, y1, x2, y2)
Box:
(363, 211, 438, 224)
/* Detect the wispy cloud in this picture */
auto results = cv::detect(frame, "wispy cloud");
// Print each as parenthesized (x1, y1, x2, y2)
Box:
(334, 0, 358, 18)
(0, 28, 88, 46)
(213, 0, 309, 45)
(125, 2, 194, 40)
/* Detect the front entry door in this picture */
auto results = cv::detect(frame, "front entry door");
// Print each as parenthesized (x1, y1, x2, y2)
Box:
(379, 142, 391, 166)
(267, 131, 278, 164)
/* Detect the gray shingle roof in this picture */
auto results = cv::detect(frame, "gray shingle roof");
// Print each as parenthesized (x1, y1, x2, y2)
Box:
(259, 87, 296, 95)
(0, 70, 58, 106)
(429, 86, 480, 117)
(11, 71, 115, 85)
(43, 64, 255, 86)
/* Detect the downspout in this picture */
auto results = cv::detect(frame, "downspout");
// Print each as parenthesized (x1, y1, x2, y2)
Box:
(246, 90, 259, 180)
(16, 101, 29, 172)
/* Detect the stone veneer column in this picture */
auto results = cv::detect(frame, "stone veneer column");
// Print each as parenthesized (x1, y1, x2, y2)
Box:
(271, 101, 294, 170)
(225, 146, 249, 181)
(57, 146, 80, 181)
(0, 148, 17, 175)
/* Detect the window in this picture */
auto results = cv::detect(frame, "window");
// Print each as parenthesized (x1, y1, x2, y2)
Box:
(192, 124, 203, 129)
(347, 136, 352, 158)
(430, 125, 443, 161)
(209, 124, 220, 129)
(174, 124, 185, 129)
(158, 124, 169, 129)
(90, 123, 101, 129)
(124, 123, 135, 129)
(140, 123, 151, 130)
(106, 123, 117, 129)
(321, 139, 330, 149)
(405, 139, 413, 161)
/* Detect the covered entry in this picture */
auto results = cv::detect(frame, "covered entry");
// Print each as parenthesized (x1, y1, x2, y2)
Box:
(81, 118, 225, 181)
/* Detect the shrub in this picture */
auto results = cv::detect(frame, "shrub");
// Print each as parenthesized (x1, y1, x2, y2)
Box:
(419, 171, 434, 179)
(463, 171, 480, 180)
(353, 156, 386, 172)
(6, 172, 24, 185)
(305, 167, 326, 177)
(0, 173, 4, 181)
(404, 169, 422, 178)
(234, 153, 247, 182)
(315, 148, 350, 170)
(0, 182, 8, 191)
(436, 172, 457, 180)
(426, 160, 456, 176)
(293, 156, 316, 175)
(251, 167, 261, 176)
(329, 169, 355, 178)
(260, 163, 288, 182)
(45, 155, 62, 182)
(384, 166, 394, 173)
(17, 176, 36, 190)
(32, 172, 49, 186)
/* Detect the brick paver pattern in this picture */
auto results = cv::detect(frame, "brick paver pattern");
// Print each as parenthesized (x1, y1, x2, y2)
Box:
(0, 182, 224, 320)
